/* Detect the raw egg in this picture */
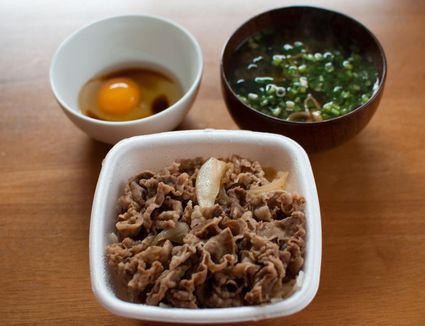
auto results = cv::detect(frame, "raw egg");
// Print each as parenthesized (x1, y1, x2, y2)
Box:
(79, 67, 183, 122)
(97, 78, 140, 115)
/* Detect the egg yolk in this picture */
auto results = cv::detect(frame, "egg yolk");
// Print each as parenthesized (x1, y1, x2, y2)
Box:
(97, 78, 140, 115)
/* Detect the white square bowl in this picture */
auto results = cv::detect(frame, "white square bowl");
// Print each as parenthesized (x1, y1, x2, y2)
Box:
(89, 129, 321, 323)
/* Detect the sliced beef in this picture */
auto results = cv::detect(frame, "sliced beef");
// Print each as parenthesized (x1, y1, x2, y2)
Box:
(106, 156, 306, 308)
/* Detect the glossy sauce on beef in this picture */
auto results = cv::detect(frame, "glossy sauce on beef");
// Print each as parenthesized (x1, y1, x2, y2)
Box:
(106, 156, 306, 308)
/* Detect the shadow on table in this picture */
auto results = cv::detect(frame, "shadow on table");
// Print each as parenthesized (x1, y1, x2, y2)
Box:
(175, 115, 200, 130)
(82, 138, 112, 201)
(84, 138, 113, 170)
(307, 133, 404, 303)
(138, 316, 305, 326)
(80, 116, 196, 175)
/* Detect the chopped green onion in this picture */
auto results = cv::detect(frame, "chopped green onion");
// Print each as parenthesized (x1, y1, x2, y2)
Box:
(230, 33, 378, 122)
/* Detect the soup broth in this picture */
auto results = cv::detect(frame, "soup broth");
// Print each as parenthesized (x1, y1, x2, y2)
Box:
(229, 30, 378, 122)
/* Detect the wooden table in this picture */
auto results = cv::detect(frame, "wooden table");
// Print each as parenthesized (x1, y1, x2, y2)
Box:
(1, 0, 424, 325)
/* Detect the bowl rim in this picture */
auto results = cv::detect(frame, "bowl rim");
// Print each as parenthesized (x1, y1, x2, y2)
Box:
(89, 129, 322, 323)
(220, 5, 387, 126)
(49, 14, 203, 126)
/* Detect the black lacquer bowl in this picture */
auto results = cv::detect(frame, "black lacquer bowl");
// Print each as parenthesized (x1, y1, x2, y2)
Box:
(221, 6, 387, 152)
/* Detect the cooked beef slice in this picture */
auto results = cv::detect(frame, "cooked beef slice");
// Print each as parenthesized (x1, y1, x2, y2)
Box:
(106, 155, 306, 308)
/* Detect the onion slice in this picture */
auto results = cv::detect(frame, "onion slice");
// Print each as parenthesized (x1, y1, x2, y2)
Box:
(196, 157, 227, 207)
(151, 222, 189, 246)
(248, 171, 289, 194)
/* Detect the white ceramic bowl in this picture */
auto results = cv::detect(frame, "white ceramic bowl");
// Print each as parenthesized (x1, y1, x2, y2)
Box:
(50, 15, 203, 144)
(90, 129, 321, 323)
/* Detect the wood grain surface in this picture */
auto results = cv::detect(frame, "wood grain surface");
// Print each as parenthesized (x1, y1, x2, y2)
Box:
(0, 0, 424, 325)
